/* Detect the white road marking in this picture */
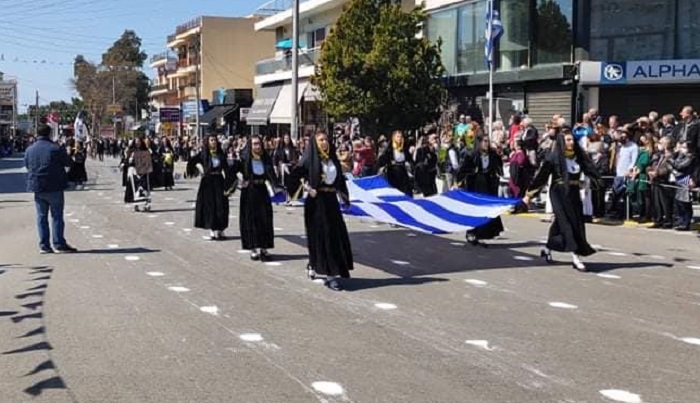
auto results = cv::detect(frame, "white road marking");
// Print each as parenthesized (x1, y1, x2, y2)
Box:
(597, 273, 621, 279)
(464, 279, 488, 287)
(65, 212, 74, 217)
(599, 389, 642, 403)
(680, 337, 700, 346)
(97, 192, 104, 196)
(92, 235, 104, 239)
(107, 244, 119, 249)
(406, 233, 417, 237)
(465, 340, 493, 351)
(265, 262, 282, 267)
(391, 260, 410, 266)
(608, 252, 627, 257)
(146, 272, 165, 277)
(200, 306, 219, 316)
(649, 255, 665, 260)
(164, 222, 175, 226)
(311, 382, 345, 396)
(168, 286, 190, 293)
(374, 303, 397, 310)
(687, 265, 700, 270)
(239, 333, 263, 342)
(237, 250, 249, 254)
(548, 302, 578, 309)
(124, 256, 140, 261)
(165, 197, 174, 201)
(370, 225, 380, 228)
(312, 279, 326, 285)
(274, 227, 284, 231)
(182, 228, 192, 232)
(148, 214, 158, 218)
(514, 256, 534, 261)
(79, 226, 90, 229)
(68, 219, 79, 223)
(451, 242, 466, 246)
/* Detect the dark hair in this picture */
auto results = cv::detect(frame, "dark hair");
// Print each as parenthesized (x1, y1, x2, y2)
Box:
(37, 124, 52, 137)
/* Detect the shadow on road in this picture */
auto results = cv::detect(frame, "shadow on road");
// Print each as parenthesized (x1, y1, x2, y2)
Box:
(77, 247, 160, 255)
(0, 265, 76, 399)
(343, 277, 449, 292)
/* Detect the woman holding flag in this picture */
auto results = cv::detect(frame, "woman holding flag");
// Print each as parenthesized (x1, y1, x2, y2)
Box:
(238, 135, 278, 262)
(297, 130, 353, 291)
(378, 130, 414, 197)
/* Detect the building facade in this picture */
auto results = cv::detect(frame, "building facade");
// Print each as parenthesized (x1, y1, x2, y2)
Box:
(0, 72, 18, 139)
(248, 0, 415, 136)
(424, 0, 700, 128)
(148, 16, 276, 136)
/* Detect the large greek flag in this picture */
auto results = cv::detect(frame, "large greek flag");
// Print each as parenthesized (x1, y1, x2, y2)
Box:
(344, 176, 518, 234)
(484, 0, 504, 69)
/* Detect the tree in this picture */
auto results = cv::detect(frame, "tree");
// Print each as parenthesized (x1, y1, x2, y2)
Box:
(72, 30, 151, 135)
(313, 0, 445, 136)
(534, 0, 573, 64)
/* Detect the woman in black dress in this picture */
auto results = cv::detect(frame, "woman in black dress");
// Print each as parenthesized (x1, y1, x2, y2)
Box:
(193, 135, 234, 241)
(68, 141, 88, 189)
(523, 128, 600, 271)
(378, 130, 414, 197)
(273, 134, 300, 202)
(414, 133, 439, 196)
(160, 138, 176, 190)
(298, 130, 353, 291)
(458, 135, 505, 246)
(239, 135, 278, 261)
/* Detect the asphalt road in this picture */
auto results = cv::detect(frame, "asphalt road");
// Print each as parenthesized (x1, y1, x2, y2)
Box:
(1, 155, 699, 403)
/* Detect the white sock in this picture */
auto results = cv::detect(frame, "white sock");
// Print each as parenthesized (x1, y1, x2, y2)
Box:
(209, 230, 216, 238)
(572, 253, 582, 265)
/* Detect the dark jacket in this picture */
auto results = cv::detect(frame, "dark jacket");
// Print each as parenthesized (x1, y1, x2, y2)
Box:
(24, 137, 72, 193)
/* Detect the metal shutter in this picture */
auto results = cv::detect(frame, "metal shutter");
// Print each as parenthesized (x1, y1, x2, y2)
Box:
(526, 91, 572, 130)
(599, 86, 700, 123)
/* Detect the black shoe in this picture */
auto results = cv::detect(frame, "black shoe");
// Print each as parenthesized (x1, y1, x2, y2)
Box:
(325, 279, 344, 291)
(54, 244, 77, 254)
(250, 252, 260, 261)
(675, 226, 690, 232)
(648, 222, 662, 229)
(259, 250, 271, 262)
(540, 248, 553, 264)
(39, 247, 54, 254)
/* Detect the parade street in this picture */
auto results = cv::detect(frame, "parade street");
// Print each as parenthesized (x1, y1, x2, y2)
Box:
(1, 156, 699, 403)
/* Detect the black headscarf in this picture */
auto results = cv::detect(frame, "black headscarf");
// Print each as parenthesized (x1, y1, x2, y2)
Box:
(302, 132, 343, 191)
(551, 129, 594, 189)
(240, 135, 274, 180)
(201, 134, 225, 173)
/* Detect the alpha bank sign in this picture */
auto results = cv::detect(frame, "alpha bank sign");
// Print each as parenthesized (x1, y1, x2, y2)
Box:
(600, 60, 700, 85)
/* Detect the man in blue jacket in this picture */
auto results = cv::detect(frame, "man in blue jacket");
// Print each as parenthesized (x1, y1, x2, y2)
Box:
(24, 125, 77, 253)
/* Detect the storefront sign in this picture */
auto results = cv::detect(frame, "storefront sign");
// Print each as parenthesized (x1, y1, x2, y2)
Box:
(600, 60, 700, 85)
(159, 107, 181, 123)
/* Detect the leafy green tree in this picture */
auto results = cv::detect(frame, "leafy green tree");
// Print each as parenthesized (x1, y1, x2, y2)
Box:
(313, 0, 445, 136)
(534, 0, 572, 64)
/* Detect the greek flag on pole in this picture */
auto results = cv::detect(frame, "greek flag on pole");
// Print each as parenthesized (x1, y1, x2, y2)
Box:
(343, 176, 519, 235)
(484, 0, 504, 69)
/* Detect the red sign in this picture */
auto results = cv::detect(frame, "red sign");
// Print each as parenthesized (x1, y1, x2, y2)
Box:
(46, 112, 60, 124)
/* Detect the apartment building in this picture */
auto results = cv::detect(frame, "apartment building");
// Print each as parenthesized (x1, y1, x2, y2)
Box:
(148, 16, 276, 135)
(247, 0, 417, 135)
(0, 72, 18, 139)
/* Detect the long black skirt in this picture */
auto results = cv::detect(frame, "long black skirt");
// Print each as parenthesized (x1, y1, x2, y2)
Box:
(304, 192, 353, 278)
(468, 216, 504, 240)
(162, 166, 175, 188)
(467, 174, 504, 240)
(547, 184, 596, 256)
(68, 162, 87, 183)
(239, 184, 274, 250)
(386, 165, 413, 197)
(194, 175, 229, 231)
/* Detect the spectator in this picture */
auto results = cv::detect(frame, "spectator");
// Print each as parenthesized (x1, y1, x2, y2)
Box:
(608, 127, 638, 220)
(670, 142, 696, 231)
(676, 106, 699, 153)
(648, 136, 675, 229)
(24, 124, 77, 254)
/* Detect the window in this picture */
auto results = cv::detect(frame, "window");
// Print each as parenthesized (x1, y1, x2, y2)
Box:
(678, 0, 700, 58)
(500, 0, 530, 69)
(590, 0, 675, 61)
(426, 8, 458, 75)
(456, 0, 488, 74)
(308, 27, 327, 49)
(533, 0, 573, 65)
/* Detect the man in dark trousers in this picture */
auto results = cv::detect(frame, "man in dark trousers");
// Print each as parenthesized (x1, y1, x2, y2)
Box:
(24, 124, 77, 254)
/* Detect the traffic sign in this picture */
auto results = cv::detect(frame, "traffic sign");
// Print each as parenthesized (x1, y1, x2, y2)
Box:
(107, 104, 122, 114)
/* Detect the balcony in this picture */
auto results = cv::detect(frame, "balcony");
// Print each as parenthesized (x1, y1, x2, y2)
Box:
(150, 52, 171, 67)
(149, 84, 174, 97)
(167, 16, 202, 47)
(255, 47, 321, 76)
(254, 0, 346, 31)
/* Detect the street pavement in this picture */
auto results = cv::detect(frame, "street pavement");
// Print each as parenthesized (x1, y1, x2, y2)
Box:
(1, 155, 699, 403)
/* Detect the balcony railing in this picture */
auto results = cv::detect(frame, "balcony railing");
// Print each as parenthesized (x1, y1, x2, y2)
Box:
(150, 84, 171, 93)
(255, 0, 313, 16)
(167, 16, 202, 44)
(255, 47, 321, 76)
(150, 52, 171, 65)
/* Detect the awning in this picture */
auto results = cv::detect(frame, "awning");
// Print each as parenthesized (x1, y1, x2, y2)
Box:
(276, 38, 292, 49)
(200, 104, 238, 126)
(246, 85, 283, 126)
(304, 84, 321, 101)
(269, 82, 309, 125)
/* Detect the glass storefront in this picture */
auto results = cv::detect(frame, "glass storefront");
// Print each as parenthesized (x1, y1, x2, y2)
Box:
(500, 0, 530, 69)
(426, 7, 458, 75)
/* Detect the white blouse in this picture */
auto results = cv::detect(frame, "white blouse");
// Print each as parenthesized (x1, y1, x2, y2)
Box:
(481, 155, 490, 170)
(393, 149, 405, 163)
(565, 158, 581, 175)
(252, 160, 265, 175)
(211, 156, 221, 169)
(322, 160, 337, 185)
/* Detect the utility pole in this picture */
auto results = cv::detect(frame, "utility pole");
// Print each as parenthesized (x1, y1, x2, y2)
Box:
(11, 82, 16, 139)
(112, 69, 117, 139)
(34, 90, 39, 134)
(194, 34, 202, 142)
(291, 0, 299, 140)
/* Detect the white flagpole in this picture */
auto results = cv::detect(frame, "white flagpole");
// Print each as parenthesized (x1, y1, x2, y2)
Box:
(488, 0, 494, 141)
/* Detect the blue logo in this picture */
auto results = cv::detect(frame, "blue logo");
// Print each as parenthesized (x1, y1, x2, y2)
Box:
(601, 62, 626, 84)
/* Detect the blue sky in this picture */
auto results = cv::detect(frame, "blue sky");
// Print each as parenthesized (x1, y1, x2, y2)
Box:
(0, 0, 260, 112)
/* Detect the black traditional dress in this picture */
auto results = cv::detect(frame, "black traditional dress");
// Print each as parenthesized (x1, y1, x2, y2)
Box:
(414, 144, 438, 196)
(526, 140, 600, 256)
(193, 149, 233, 232)
(161, 147, 175, 189)
(68, 149, 88, 184)
(378, 145, 414, 197)
(298, 145, 354, 278)
(460, 148, 505, 240)
(239, 148, 277, 251)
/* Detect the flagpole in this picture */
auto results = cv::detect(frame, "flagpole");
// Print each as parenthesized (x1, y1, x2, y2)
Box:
(488, 0, 494, 141)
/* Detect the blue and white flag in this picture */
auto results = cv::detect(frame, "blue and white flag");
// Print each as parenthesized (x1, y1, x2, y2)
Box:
(344, 176, 519, 235)
(484, 0, 504, 70)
